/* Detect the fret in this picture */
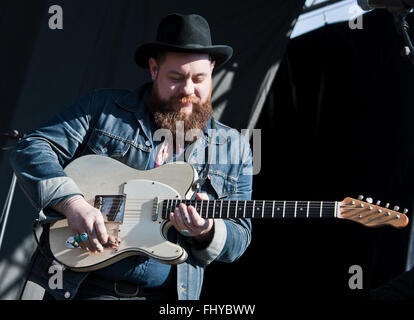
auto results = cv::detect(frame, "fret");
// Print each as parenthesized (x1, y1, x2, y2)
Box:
(219, 200, 223, 218)
(235, 200, 238, 218)
(285, 201, 296, 218)
(205, 200, 210, 219)
(243, 200, 247, 218)
(200, 200, 203, 218)
(216, 200, 223, 218)
(252, 200, 255, 218)
(320, 201, 323, 218)
(307, 201, 310, 218)
(212, 200, 216, 218)
(272, 201, 275, 218)
(227, 200, 230, 218)
(262, 200, 265, 218)
(283, 201, 286, 218)
(206, 200, 209, 219)
(322, 202, 336, 218)
(334, 201, 338, 218)
(169, 199, 174, 215)
(294, 201, 297, 218)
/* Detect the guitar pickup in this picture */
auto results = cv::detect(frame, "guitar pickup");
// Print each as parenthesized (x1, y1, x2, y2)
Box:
(94, 195, 126, 223)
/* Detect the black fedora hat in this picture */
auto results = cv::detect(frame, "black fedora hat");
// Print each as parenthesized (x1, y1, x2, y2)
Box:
(134, 13, 233, 69)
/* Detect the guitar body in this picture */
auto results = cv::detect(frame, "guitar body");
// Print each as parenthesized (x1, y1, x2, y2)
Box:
(49, 155, 197, 272)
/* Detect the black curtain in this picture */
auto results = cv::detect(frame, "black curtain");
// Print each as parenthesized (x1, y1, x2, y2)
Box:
(211, 8, 414, 301)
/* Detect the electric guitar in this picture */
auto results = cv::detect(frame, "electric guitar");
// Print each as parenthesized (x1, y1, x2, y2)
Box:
(49, 155, 409, 272)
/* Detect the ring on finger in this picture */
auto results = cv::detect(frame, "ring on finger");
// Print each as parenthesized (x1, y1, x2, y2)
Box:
(180, 229, 191, 237)
(80, 232, 88, 242)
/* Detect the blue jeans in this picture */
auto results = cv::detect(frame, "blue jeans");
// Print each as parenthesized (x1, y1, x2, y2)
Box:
(43, 270, 177, 300)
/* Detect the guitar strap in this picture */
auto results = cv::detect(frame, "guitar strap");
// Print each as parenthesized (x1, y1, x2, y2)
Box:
(191, 117, 215, 194)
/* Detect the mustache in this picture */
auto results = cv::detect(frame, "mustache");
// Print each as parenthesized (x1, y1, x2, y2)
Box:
(172, 95, 200, 106)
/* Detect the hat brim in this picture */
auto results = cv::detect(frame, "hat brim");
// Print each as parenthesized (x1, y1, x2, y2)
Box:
(134, 42, 233, 69)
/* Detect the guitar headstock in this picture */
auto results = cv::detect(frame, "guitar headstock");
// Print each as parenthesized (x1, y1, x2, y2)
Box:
(339, 196, 409, 228)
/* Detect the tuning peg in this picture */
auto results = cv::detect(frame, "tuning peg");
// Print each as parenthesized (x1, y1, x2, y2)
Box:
(358, 195, 364, 200)
(376, 200, 381, 206)
(385, 203, 390, 208)
(404, 208, 409, 214)
(394, 206, 400, 211)
(366, 197, 373, 204)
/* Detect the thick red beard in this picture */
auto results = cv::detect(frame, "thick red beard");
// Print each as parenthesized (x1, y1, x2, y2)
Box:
(147, 83, 213, 145)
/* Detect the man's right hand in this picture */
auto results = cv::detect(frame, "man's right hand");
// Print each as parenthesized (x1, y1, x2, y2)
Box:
(52, 195, 109, 253)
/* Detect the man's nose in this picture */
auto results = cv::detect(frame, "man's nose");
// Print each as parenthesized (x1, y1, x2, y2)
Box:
(181, 79, 195, 96)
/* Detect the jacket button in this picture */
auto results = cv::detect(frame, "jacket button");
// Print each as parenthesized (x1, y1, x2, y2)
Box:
(145, 141, 151, 147)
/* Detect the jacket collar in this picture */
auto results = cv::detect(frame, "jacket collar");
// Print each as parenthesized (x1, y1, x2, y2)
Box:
(114, 82, 154, 142)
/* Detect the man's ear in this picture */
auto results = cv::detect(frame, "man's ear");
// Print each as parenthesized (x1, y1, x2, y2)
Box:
(211, 60, 216, 71)
(148, 58, 158, 80)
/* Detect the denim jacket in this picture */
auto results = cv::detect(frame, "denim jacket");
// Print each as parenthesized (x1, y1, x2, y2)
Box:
(10, 82, 253, 300)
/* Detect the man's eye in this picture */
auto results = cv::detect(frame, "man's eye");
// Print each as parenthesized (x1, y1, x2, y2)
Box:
(194, 77, 205, 83)
(170, 77, 182, 82)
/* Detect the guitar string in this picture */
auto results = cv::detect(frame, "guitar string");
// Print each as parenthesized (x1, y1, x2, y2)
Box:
(102, 200, 382, 211)
(98, 200, 397, 219)
(109, 202, 393, 218)
(103, 198, 383, 207)
(101, 201, 381, 210)
(103, 199, 344, 207)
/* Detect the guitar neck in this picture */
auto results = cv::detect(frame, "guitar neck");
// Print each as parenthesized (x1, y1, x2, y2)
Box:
(161, 199, 339, 220)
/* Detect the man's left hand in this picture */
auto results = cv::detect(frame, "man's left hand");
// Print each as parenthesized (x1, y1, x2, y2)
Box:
(170, 193, 214, 244)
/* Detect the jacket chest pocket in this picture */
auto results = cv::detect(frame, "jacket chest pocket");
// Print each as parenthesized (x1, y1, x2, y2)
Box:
(87, 129, 131, 159)
(193, 165, 237, 199)
(209, 171, 237, 199)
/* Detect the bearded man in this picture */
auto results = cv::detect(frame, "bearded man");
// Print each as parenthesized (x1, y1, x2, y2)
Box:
(10, 13, 253, 300)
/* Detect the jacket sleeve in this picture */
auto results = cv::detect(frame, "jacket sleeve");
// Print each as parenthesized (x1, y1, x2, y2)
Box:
(190, 135, 253, 265)
(9, 91, 97, 222)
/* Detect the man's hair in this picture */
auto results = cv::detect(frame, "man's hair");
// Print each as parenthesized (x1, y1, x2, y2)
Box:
(153, 51, 213, 66)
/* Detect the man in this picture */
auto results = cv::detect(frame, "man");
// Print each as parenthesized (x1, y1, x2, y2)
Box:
(10, 13, 252, 300)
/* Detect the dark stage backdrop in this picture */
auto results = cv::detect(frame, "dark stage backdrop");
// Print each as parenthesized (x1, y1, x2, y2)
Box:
(0, 0, 304, 299)
(215, 8, 414, 302)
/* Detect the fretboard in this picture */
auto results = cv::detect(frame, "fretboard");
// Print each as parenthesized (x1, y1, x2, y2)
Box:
(161, 199, 339, 220)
